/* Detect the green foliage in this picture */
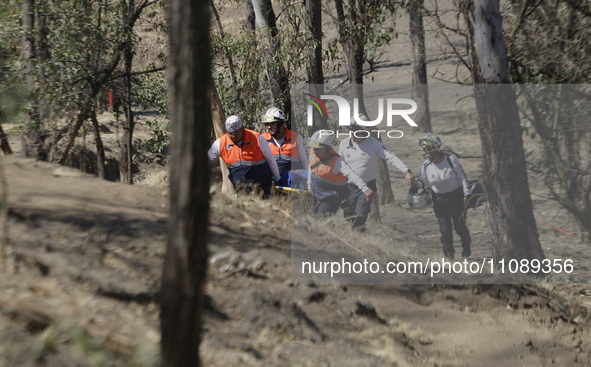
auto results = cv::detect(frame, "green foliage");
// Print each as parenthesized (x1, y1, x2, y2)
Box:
(135, 67, 168, 117)
(0, 0, 133, 123)
(211, 19, 267, 130)
(208, 0, 397, 138)
(135, 68, 170, 152)
(144, 119, 169, 153)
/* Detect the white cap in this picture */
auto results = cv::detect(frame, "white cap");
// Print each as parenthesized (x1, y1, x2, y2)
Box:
(225, 115, 243, 132)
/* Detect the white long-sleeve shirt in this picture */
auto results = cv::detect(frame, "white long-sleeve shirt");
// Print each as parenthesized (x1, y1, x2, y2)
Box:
(307, 156, 369, 193)
(268, 133, 309, 170)
(417, 154, 469, 195)
(208, 134, 281, 182)
(338, 137, 409, 182)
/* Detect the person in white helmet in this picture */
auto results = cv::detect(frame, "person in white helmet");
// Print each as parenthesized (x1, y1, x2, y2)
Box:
(208, 115, 281, 196)
(308, 130, 375, 219)
(415, 133, 471, 259)
(339, 113, 414, 230)
(260, 107, 309, 184)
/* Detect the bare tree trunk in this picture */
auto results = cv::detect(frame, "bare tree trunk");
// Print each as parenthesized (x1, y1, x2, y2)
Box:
(472, 0, 544, 261)
(120, 0, 135, 185)
(244, 0, 260, 101)
(305, 0, 327, 129)
(409, 0, 432, 133)
(460, 0, 484, 84)
(334, 0, 366, 115)
(210, 0, 241, 108)
(0, 124, 12, 155)
(252, 0, 291, 120)
(160, 0, 210, 365)
(246, 0, 256, 30)
(90, 110, 106, 179)
(22, 0, 45, 160)
(208, 74, 234, 194)
(334, 0, 393, 212)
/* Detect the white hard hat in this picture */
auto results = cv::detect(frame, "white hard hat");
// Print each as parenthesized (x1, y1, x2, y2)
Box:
(262, 107, 287, 123)
(309, 130, 334, 148)
(407, 186, 432, 210)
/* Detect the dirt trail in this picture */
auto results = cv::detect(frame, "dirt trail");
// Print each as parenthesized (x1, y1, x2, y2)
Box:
(0, 155, 590, 366)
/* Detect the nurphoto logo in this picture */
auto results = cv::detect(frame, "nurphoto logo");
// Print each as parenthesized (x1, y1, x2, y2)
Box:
(304, 94, 418, 139)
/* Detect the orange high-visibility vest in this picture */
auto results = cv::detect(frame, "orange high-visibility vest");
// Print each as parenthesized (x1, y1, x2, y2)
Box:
(220, 129, 266, 169)
(261, 129, 300, 163)
(309, 147, 347, 184)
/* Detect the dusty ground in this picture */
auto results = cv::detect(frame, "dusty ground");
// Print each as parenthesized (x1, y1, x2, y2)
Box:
(0, 153, 590, 366)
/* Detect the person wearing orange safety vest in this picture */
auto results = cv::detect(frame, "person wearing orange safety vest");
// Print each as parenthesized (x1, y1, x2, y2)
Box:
(260, 107, 309, 184)
(307, 130, 375, 219)
(208, 115, 281, 196)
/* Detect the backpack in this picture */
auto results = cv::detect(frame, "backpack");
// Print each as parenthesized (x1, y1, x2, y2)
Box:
(434, 153, 486, 209)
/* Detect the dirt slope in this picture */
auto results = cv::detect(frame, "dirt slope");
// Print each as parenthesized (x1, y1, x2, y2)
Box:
(0, 156, 590, 366)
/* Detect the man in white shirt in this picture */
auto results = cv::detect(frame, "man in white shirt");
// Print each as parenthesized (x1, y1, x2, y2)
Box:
(208, 115, 281, 196)
(338, 114, 414, 231)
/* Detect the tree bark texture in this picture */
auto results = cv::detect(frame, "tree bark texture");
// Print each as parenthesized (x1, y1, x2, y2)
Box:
(119, 36, 135, 184)
(21, 0, 45, 160)
(210, 0, 240, 108)
(90, 110, 106, 179)
(305, 0, 327, 129)
(334, 0, 366, 115)
(208, 74, 235, 194)
(334, 0, 393, 207)
(160, 0, 211, 365)
(0, 124, 13, 155)
(459, 0, 484, 84)
(409, 0, 432, 133)
(472, 0, 544, 261)
(251, 0, 291, 121)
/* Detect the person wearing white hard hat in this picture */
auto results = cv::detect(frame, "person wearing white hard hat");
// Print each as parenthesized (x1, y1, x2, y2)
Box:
(208, 115, 281, 196)
(260, 107, 309, 183)
(307, 129, 375, 219)
(338, 113, 414, 231)
(415, 133, 471, 260)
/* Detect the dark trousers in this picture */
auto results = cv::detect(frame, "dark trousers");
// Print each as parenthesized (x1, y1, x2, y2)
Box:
(229, 163, 272, 197)
(432, 187, 471, 254)
(348, 180, 378, 228)
(314, 196, 343, 219)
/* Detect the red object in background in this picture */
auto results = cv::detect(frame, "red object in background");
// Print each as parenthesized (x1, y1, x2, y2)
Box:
(109, 89, 113, 108)
(553, 228, 577, 237)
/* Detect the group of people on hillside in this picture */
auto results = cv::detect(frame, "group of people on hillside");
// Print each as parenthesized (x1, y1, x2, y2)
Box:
(208, 108, 472, 260)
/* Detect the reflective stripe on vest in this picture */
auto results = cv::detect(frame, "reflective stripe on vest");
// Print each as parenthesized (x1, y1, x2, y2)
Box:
(262, 129, 301, 164)
(220, 129, 266, 168)
(312, 172, 348, 186)
(309, 147, 347, 184)
(272, 154, 300, 162)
